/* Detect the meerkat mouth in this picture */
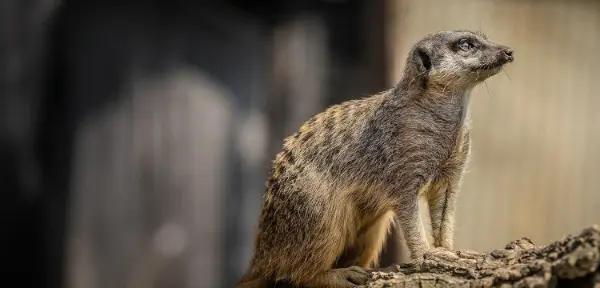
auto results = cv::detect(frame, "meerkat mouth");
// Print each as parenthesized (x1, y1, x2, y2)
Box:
(478, 61, 506, 71)
(472, 60, 507, 73)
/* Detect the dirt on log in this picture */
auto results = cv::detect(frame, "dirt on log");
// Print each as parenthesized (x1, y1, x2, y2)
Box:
(367, 225, 600, 288)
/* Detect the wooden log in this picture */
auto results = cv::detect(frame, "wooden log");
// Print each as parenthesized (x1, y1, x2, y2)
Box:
(367, 225, 600, 288)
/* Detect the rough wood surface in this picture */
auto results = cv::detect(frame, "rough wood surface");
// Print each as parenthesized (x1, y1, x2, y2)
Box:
(367, 225, 600, 288)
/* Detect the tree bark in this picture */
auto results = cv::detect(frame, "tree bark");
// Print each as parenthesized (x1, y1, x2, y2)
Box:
(367, 225, 600, 288)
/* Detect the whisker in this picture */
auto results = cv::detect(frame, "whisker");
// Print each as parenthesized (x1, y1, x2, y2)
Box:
(483, 80, 495, 99)
(502, 69, 512, 84)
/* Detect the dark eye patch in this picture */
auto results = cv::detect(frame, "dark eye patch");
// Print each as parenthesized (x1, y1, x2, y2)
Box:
(454, 37, 479, 52)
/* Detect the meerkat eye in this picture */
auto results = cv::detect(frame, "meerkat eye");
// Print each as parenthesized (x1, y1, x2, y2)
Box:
(457, 39, 474, 51)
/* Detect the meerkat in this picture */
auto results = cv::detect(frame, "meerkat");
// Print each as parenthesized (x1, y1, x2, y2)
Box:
(236, 30, 514, 288)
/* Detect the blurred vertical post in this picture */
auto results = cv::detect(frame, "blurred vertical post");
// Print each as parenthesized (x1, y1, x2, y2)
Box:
(47, 2, 270, 288)
(0, 0, 60, 287)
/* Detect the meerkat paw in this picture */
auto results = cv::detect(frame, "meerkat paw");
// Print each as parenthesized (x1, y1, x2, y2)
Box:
(346, 266, 369, 285)
(302, 266, 369, 288)
(427, 247, 446, 257)
(409, 252, 429, 266)
(440, 241, 454, 250)
(343, 266, 370, 286)
(430, 246, 450, 252)
(427, 247, 459, 261)
(324, 266, 369, 287)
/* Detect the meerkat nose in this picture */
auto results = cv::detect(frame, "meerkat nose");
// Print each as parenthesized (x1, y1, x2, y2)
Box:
(503, 48, 514, 62)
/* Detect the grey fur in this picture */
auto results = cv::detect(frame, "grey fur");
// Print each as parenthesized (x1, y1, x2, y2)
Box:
(236, 30, 514, 288)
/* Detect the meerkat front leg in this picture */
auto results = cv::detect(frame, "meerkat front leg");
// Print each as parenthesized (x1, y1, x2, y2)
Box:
(397, 197, 430, 261)
(394, 178, 431, 262)
(429, 130, 470, 250)
(427, 177, 460, 249)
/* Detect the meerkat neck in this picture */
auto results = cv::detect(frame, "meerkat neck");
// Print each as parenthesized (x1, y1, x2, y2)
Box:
(387, 79, 473, 125)
(459, 89, 473, 127)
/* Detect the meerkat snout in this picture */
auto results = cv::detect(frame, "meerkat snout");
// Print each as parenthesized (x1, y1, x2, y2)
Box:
(491, 44, 514, 65)
(502, 47, 514, 62)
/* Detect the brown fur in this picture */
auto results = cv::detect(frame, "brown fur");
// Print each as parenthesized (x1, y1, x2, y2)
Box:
(237, 30, 514, 288)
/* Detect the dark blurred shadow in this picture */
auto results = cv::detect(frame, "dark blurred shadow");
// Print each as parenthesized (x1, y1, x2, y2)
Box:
(0, 1, 388, 288)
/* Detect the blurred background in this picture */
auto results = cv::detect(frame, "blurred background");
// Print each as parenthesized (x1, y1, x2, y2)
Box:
(2, 0, 599, 287)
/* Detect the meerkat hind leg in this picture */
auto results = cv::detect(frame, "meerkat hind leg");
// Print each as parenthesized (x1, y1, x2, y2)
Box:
(354, 210, 396, 268)
(283, 202, 370, 287)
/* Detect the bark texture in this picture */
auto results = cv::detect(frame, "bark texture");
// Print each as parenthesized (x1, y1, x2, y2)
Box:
(367, 225, 600, 288)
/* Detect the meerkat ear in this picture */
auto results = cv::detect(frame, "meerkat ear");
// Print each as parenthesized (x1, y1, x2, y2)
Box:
(415, 46, 432, 73)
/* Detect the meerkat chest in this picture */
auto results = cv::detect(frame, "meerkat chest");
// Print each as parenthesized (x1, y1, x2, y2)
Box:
(438, 126, 472, 179)
(408, 114, 471, 176)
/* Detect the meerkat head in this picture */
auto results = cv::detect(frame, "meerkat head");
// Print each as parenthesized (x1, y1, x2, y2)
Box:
(406, 30, 514, 90)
